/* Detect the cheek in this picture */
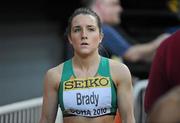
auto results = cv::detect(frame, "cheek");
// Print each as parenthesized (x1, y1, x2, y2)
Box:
(91, 35, 101, 45)
(102, 8, 110, 18)
(105, 9, 111, 17)
(70, 35, 81, 44)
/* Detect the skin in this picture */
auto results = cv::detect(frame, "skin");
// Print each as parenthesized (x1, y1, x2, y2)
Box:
(92, 0, 170, 62)
(39, 14, 135, 123)
(93, 0, 123, 25)
(147, 86, 180, 123)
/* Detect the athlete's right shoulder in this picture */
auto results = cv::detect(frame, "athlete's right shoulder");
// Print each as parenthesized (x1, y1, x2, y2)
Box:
(45, 58, 71, 79)
(43, 62, 66, 90)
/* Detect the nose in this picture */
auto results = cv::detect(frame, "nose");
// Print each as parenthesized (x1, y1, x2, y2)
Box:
(81, 28, 88, 40)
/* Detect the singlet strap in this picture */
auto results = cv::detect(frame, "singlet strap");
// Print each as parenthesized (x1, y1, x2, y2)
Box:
(97, 57, 110, 77)
(61, 59, 73, 81)
(59, 59, 73, 112)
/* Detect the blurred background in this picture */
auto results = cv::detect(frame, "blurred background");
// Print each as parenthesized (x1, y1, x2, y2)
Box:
(0, 0, 179, 116)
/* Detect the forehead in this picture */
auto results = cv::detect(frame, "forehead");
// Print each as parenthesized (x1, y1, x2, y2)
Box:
(104, 0, 119, 4)
(71, 14, 98, 27)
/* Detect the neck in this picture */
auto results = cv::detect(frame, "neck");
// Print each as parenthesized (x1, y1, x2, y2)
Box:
(73, 51, 100, 71)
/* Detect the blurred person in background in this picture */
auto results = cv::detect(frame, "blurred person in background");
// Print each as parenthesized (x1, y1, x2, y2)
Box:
(79, 0, 171, 63)
(144, 30, 180, 113)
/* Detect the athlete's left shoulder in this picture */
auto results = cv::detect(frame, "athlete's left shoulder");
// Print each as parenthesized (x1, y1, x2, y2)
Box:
(109, 58, 131, 84)
(108, 58, 129, 72)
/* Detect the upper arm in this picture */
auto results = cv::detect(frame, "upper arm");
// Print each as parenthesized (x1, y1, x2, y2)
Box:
(110, 61, 135, 123)
(124, 43, 155, 62)
(40, 66, 62, 123)
(123, 33, 170, 62)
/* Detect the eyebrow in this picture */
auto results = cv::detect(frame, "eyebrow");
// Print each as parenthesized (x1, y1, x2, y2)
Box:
(72, 25, 96, 28)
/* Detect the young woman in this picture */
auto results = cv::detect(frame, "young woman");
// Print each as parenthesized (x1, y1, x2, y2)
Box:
(39, 8, 135, 123)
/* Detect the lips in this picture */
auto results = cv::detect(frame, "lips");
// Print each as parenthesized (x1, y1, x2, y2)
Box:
(81, 42, 89, 45)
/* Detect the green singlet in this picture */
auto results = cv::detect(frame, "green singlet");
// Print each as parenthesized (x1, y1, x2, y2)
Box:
(58, 56, 117, 117)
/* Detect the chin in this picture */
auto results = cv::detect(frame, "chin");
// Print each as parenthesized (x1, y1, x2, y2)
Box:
(77, 50, 91, 56)
(114, 19, 120, 25)
(109, 20, 120, 25)
(77, 50, 97, 57)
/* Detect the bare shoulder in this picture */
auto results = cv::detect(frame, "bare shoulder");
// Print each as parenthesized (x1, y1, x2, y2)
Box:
(44, 63, 64, 90)
(109, 59, 132, 86)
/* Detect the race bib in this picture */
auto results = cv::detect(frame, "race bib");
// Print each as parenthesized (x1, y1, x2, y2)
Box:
(63, 76, 112, 117)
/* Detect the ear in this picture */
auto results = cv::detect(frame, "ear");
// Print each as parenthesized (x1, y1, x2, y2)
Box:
(99, 32, 104, 43)
(68, 35, 73, 45)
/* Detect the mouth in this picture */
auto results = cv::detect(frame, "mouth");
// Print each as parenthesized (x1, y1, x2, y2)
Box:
(80, 42, 89, 45)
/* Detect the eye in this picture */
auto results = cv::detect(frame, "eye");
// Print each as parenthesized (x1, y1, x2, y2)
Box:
(73, 28, 81, 32)
(88, 27, 95, 32)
